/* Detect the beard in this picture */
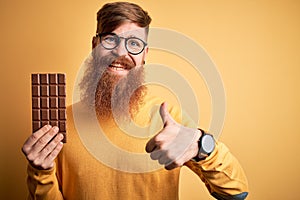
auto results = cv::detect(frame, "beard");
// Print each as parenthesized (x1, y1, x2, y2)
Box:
(79, 53, 147, 122)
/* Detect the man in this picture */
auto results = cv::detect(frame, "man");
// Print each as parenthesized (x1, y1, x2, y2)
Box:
(22, 2, 248, 199)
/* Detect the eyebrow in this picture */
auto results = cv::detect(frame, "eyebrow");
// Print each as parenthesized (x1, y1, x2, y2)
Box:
(110, 32, 147, 43)
(111, 32, 142, 38)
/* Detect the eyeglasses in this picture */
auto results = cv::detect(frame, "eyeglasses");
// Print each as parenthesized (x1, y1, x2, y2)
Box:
(96, 32, 147, 55)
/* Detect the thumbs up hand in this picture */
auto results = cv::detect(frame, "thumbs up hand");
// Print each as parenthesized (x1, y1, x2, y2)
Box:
(145, 102, 201, 170)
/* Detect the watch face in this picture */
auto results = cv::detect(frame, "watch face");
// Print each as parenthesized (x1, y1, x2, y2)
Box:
(202, 135, 215, 153)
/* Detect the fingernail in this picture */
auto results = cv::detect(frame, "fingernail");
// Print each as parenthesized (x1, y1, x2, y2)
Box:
(45, 124, 52, 129)
(59, 133, 64, 140)
(53, 126, 59, 132)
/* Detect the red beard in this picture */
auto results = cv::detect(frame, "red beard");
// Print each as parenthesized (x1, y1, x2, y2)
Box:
(79, 55, 146, 121)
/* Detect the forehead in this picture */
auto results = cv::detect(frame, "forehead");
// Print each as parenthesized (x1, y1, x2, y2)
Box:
(112, 22, 147, 39)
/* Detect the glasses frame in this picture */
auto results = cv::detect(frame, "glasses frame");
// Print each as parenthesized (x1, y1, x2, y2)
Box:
(96, 32, 148, 55)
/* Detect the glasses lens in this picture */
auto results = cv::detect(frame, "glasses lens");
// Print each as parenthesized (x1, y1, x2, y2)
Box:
(126, 38, 145, 54)
(99, 33, 146, 55)
(101, 34, 118, 49)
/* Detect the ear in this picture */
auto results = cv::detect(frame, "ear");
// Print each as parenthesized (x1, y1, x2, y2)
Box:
(92, 36, 99, 49)
(144, 46, 149, 59)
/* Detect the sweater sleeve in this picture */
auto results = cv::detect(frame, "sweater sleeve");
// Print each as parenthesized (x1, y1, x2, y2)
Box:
(185, 142, 249, 199)
(26, 163, 64, 200)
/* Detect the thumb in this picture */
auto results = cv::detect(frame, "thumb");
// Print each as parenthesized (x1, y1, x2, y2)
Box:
(159, 102, 175, 126)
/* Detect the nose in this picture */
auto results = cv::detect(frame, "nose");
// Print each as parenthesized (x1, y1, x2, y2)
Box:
(112, 39, 128, 56)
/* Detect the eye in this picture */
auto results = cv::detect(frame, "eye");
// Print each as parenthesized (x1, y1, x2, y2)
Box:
(128, 38, 142, 48)
(103, 36, 117, 44)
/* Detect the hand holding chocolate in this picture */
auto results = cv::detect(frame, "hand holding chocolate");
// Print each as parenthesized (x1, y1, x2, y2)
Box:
(21, 73, 66, 170)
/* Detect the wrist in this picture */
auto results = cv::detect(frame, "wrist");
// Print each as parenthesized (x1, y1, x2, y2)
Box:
(192, 129, 202, 158)
(191, 129, 215, 162)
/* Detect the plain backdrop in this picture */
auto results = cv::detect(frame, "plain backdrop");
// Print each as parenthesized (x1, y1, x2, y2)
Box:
(0, 0, 299, 199)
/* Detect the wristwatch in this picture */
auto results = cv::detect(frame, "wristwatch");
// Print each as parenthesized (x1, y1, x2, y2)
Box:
(192, 129, 215, 162)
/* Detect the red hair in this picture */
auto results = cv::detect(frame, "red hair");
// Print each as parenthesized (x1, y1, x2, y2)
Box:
(96, 2, 152, 34)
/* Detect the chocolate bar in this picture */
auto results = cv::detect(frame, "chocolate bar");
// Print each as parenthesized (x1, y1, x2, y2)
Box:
(31, 73, 67, 143)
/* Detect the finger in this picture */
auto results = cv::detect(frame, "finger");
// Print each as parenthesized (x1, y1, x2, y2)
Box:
(24, 125, 52, 147)
(164, 156, 183, 170)
(38, 133, 64, 161)
(158, 153, 173, 166)
(150, 148, 163, 160)
(145, 137, 157, 153)
(31, 126, 59, 154)
(42, 141, 64, 169)
(159, 102, 175, 126)
(165, 162, 178, 170)
(22, 125, 52, 154)
(34, 141, 64, 170)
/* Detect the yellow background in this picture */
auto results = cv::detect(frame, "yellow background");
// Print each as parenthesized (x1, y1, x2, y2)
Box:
(1, 0, 299, 199)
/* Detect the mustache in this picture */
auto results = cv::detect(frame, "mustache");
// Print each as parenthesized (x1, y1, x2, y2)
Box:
(96, 54, 136, 70)
(111, 56, 136, 70)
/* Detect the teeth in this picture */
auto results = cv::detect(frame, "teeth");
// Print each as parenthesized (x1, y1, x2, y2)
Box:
(110, 66, 124, 71)
(110, 63, 122, 67)
(114, 67, 123, 71)
(109, 63, 126, 71)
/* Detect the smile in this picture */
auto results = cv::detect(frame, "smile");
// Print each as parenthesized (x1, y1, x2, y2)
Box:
(107, 62, 130, 75)
(109, 63, 126, 71)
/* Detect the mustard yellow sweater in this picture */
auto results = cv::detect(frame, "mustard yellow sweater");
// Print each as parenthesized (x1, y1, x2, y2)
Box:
(26, 96, 248, 199)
